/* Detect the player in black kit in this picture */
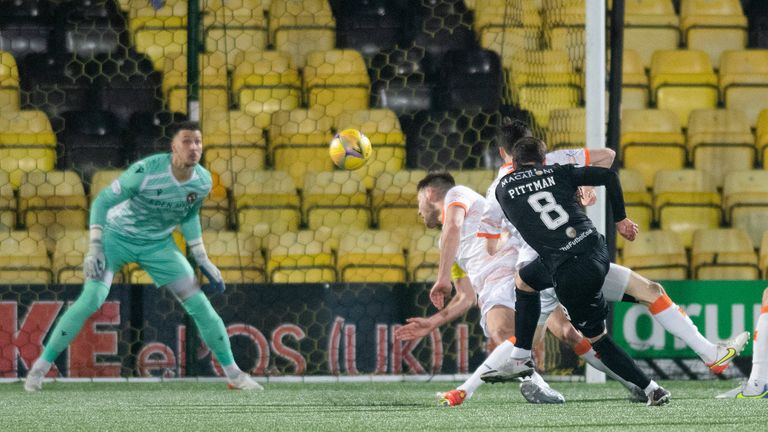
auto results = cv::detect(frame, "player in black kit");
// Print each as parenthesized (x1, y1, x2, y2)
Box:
(480, 136, 671, 406)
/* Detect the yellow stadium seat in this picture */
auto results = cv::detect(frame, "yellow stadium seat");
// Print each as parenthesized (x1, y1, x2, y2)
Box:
(0, 110, 56, 188)
(270, 0, 335, 68)
(542, 0, 585, 42)
(622, 230, 688, 280)
(201, 172, 230, 231)
(128, 0, 187, 22)
(621, 49, 650, 110)
(474, 0, 542, 35)
(372, 170, 428, 231)
(336, 229, 407, 282)
(687, 109, 755, 187)
(407, 227, 441, 282)
(202, 109, 266, 188)
(303, 171, 371, 230)
(205, 0, 269, 14)
(304, 50, 370, 119)
(510, 50, 582, 128)
(270, 108, 334, 186)
(240, 87, 302, 128)
(757, 109, 768, 163)
(19, 170, 89, 252)
(233, 170, 301, 232)
(691, 228, 758, 280)
(233, 170, 300, 234)
(232, 50, 301, 117)
(335, 109, 405, 188)
(548, 108, 585, 149)
(0, 170, 16, 230)
(266, 227, 336, 283)
(0, 230, 52, 284)
(719, 50, 768, 127)
(680, 0, 747, 68)
(89, 169, 122, 202)
(624, 0, 680, 68)
(653, 169, 722, 248)
(202, 230, 265, 283)
(723, 170, 768, 248)
(618, 169, 653, 250)
(549, 26, 584, 71)
(0, 50, 20, 111)
(453, 170, 494, 195)
(650, 50, 719, 127)
(133, 16, 187, 71)
(163, 52, 229, 114)
(480, 27, 541, 70)
(203, 0, 269, 67)
(620, 109, 686, 187)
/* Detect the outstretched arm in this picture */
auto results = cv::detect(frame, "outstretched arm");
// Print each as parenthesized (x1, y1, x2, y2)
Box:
(430, 204, 466, 309)
(394, 276, 476, 341)
(571, 166, 637, 241)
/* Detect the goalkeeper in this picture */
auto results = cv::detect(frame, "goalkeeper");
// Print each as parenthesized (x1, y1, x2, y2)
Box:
(25, 122, 262, 392)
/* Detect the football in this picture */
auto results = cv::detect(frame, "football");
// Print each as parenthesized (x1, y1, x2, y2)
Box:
(329, 128, 372, 170)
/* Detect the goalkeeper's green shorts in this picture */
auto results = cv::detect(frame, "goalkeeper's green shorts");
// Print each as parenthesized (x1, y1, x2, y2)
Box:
(103, 228, 194, 287)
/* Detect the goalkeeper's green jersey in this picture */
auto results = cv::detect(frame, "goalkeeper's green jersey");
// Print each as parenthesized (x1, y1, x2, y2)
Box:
(90, 153, 211, 242)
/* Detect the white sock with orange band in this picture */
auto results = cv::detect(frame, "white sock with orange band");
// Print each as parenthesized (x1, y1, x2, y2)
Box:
(648, 294, 717, 364)
(458, 337, 517, 398)
(745, 306, 768, 395)
(573, 338, 636, 392)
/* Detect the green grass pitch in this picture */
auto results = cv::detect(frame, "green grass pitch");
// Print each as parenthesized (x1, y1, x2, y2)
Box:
(2, 380, 765, 431)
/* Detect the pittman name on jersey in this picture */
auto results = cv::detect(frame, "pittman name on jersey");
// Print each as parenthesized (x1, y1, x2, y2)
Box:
(500, 167, 556, 199)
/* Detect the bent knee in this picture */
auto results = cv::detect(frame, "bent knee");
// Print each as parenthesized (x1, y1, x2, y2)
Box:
(561, 324, 583, 347)
(488, 326, 515, 346)
(634, 280, 666, 305)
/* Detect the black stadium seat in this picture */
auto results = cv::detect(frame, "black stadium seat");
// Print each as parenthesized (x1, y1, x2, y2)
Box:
(126, 111, 187, 161)
(18, 53, 94, 133)
(369, 44, 432, 120)
(411, 26, 476, 78)
(0, 0, 53, 59)
(59, 110, 125, 181)
(94, 73, 162, 129)
(406, 109, 500, 170)
(372, 82, 432, 116)
(336, 0, 403, 57)
(435, 49, 502, 111)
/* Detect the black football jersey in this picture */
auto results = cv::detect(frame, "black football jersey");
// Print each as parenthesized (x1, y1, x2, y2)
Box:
(495, 163, 627, 269)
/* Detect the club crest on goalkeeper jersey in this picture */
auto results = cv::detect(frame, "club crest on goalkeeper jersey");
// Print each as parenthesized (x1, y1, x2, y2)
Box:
(104, 153, 211, 240)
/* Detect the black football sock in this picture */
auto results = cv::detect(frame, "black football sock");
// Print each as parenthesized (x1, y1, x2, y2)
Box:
(591, 335, 651, 389)
(514, 288, 540, 351)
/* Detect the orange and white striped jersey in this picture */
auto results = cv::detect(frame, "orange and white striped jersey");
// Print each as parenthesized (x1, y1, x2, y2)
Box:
(442, 185, 520, 295)
(478, 149, 590, 268)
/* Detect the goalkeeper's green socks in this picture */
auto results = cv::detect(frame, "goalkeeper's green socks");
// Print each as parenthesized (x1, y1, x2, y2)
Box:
(41, 280, 110, 363)
(182, 291, 238, 374)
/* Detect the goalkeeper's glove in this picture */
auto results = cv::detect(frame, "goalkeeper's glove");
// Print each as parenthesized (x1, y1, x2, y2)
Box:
(83, 226, 106, 280)
(189, 240, 225, 296)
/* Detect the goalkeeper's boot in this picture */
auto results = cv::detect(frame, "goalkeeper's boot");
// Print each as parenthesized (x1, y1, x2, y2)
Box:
(227, 372, 264, 391)
(646, 386, 671, 407)
(480, 357, 535, 384)
(707, 331, 750, 374)
(520, 379, 565, 404)
(437, 389, 466, 407)
(24, 367, 45, 392)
